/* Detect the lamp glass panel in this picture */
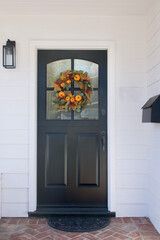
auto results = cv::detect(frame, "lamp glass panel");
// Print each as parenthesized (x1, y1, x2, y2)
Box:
(5, 47, 13, 66)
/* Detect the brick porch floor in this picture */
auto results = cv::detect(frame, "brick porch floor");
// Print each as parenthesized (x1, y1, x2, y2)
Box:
(0, 217, 160, 240)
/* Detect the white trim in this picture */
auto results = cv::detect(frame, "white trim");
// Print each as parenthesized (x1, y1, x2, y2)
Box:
(29, 40, 116, 213)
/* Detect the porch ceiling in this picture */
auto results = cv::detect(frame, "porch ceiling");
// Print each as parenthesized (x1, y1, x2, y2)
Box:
(0, 0, 155, 16)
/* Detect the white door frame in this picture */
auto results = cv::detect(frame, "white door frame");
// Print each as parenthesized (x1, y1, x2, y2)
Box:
(29, 40, 116, 213)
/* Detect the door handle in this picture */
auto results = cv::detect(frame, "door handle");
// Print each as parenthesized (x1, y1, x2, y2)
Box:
(101, 131, 106, 153)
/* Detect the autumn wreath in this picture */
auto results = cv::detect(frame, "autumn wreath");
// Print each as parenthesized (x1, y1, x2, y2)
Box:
(52, 70, 93, 112)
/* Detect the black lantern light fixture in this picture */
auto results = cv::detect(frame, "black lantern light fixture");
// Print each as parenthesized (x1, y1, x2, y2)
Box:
(3, 39, 16, 69)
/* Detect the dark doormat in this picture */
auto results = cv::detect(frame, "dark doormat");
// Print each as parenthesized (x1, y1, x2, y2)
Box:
(47, 215, 110, 232)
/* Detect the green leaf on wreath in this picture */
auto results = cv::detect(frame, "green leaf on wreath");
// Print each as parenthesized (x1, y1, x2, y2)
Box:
(56, 93, 59, 98)
(53, 100, 58, 103)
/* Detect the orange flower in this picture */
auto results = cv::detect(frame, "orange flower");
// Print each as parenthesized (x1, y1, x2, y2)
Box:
(70, 97, 75, 103)
(65, 96, 70, 101)
(75, 95, 82, 102)
(58, 91, 65, 98)
(66, 80, 71, 84)
(60, 82, 65, 88)
(74, 74, 80, 82)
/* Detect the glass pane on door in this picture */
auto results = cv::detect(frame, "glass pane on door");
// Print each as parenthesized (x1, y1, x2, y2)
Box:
(47, 59, 71, 88)
(46, 91, 71, 120)
(74, 59, 99, 88)
(74, 91, 99, 120)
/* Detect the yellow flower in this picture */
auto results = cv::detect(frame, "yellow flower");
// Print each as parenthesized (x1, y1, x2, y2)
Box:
(65, 96, 70, 101)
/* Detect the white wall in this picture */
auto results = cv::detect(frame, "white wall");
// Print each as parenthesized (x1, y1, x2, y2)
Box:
(146, 0, 160, 233)
(0, 15, 147, 217)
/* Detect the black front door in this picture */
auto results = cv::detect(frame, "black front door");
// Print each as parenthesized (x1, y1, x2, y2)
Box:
(37, 50, 108, 214)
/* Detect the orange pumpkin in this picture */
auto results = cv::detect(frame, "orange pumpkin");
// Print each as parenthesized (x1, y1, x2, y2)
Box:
(74, 74, 80, 82)
(66, 80, 71, 84)
(75, 95, 82, 102)
(65, 96, 70, 102)
(70, 97, 75, 103)
(58, 91, 65, 98)
(60, 82, 65, 88)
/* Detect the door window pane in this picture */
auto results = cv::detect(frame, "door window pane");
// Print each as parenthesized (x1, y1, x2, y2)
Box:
(74, 91, 99, 120)
(46, 91, 71, 120)
(74, 59, 99, 88)
(47, 59, 71, 87)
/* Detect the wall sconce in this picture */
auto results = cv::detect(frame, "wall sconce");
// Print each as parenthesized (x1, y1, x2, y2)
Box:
(3, 39, 16, 69)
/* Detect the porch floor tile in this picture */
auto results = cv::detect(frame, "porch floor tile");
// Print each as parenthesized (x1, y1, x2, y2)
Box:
(0, 217, 159, 240)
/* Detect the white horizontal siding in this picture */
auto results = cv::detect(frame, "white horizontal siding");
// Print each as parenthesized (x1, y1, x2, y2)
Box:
(117, 87, 145, 102)
(0, 159, 28, 173)
(117, 116, 145, 131)
(146, 45, 160, 72)
(117, 144, 148, 159)
(117, 160, 147, 175)
(2, 174, 28, 188)
(117, 130, 146, 145)
(117, 174, 147, 189)
(117, 101, 144, 116)
(146, 0, 160, 233)
(0, 72, 28, 85)
(117, 204, 147, 217)
(147, 63, 160, 86)
(117, 189, 147, 204)
(0, 145, 28, 159)
(117, 73, 145, 88)
(147, 80, 160, 95)
(0, 116, 28, 130)
(118, 43, 145, 59)
(2, 189, 28, 203)
(117, 58, 145, 73)
(2, 203, 28, 217)
(0, 101, 28, 116)
(0, 86, 28, 101)
(0, 130, 28, 144)
(0, 0, 153, 16)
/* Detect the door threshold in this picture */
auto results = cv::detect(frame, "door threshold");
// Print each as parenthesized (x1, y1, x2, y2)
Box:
(29, 208, 115, 217)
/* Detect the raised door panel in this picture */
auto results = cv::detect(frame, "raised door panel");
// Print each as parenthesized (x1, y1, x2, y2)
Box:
(77, 134, 99, 186)
(45, 133, 68, 187)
